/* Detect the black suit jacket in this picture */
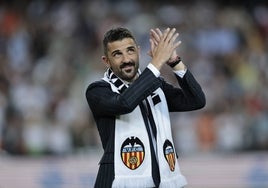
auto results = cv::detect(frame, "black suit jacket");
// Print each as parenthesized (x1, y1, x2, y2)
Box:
(86, 68, 205, 188)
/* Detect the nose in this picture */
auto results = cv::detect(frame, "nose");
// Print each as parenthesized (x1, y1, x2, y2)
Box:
(122, 53, 131, 63)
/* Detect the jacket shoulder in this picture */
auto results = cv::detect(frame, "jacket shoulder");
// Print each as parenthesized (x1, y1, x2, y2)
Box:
(85, 80, 109, 95)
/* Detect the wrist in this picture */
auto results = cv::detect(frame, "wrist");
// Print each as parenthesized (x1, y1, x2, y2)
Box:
(173, 61, 186, 71)
(167, 56, 182, 68)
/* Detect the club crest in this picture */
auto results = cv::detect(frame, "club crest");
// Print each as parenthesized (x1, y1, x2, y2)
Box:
(163, 139, 176, 171)
(121, 136, 145, 170)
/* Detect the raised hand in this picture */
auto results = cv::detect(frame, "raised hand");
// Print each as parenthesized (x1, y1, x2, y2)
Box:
(149, 28, 181, 65)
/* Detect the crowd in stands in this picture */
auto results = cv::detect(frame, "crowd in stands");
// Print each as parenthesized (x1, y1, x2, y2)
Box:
(0, 0, 267, 155)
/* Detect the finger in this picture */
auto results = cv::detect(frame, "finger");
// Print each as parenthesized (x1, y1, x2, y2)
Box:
(153, 37, 159, 46)
(150, 29, 161, 42)
(150, 31, 158, 44)
(147, 50, 152, 57)
(165, 28, 176, 43)
(150, 33, 158, 46)
(155, 28, 163, 37)
(172, 41, 182, 51)
(149, 38, 155, 52)
(153, 28, 162, 41)
(170, 32, 179, 44)
(161, 28, 170, 42)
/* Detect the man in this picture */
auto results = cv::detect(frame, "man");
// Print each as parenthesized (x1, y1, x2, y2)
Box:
(86, 27, 205, 188)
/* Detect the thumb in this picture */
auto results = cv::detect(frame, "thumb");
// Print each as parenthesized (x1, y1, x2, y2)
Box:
(147, 50, 152, 57)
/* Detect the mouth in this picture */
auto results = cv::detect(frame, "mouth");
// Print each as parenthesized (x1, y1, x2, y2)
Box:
(122, 66, 133, 73)
(120, 62, 135, 72)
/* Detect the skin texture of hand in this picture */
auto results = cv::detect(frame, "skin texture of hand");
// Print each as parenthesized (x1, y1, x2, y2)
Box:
(149, 28, 181, 70)
(149, 28, 181, 62)
(149, 28, 187, 71)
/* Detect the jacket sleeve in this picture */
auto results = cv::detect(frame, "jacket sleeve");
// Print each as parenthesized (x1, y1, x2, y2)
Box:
(86, 68, 162, 116)
(161, 70, 206, 112)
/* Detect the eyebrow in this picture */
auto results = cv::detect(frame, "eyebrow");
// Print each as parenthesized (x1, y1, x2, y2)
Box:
(127, 46, 136, 50)
(111, 50, 121, 56)
(111, 45, 136, 56)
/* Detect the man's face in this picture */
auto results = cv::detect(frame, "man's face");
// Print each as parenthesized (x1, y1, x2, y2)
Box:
(103, 38, 140, 82)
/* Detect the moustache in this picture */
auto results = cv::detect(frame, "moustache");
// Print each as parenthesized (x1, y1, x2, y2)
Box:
(120, 62, 135, 69)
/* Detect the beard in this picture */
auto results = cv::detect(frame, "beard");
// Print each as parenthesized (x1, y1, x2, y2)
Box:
(113, 61, 139, 82)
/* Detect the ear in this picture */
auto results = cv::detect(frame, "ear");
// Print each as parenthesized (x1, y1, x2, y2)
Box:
(102, 56, 110, 68)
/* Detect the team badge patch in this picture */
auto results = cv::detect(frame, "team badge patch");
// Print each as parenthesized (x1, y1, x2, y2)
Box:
(163, 139, 176, 171)
(121, 136, 145, 170)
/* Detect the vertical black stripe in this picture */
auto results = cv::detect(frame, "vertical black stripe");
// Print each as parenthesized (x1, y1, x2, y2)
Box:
(139, 103, 160, 187)
(145, 99, 157, 139)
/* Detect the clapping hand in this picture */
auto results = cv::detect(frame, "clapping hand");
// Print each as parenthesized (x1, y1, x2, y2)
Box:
(148, 28, 181, 68)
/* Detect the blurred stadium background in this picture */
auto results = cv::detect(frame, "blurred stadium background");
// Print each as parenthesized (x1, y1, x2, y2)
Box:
(0, 0, 268, 187)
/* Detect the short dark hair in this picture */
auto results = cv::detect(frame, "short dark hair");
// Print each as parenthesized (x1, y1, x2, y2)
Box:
(103, 27, 136, 56)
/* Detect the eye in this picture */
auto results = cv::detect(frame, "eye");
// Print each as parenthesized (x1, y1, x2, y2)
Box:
(113, 52, 122, 58)
(127, 48, 136, 54)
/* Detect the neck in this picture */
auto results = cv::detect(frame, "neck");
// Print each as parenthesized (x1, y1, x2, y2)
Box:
(125, 74, 139, 84)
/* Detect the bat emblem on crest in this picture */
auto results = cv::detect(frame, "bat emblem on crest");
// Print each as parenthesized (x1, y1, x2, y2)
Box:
(121, 136, 145, 170)
(163, 139, 176, 171)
